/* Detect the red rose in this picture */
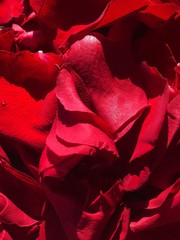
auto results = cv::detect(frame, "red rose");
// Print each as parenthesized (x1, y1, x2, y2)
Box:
(0, 0, 179, 239)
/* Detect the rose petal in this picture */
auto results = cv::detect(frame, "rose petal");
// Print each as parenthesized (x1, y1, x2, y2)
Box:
(134, 29, 177, 81)
(0, 155, 44, 219)
(0, 0, 24, 24)
(123, 166, 151, 191)
(64, 34, 149, 141)
(30, 0, 148, 29)
(0, 192, 38, 226)
(37, 203, 68, 240)
(53, 0, 149, 49)
(0, 224, 13, 240)
(40, 67, 119, 179)
(0, 77, 57, 151)
(128, 221, 180, 240)
(130, 179, 180, 231)
(0, 29, 15, 51)
(0, 193, 40, 239)
(31, 0, 111, 29)
(148, 142, 180, 190)
(130, 63, 170, 161)
(138, 2, 180, 28)
(0, 50, 63, 100)
(12, 23, 57, 51)
(77, 180, 124, 240)
(167, 94, 180, 146)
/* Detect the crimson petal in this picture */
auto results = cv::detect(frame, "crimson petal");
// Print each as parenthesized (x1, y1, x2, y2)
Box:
(0, 193, 39, 239)
(130, 63, 170, 161)
(0, 76, 58, 157)
(0, 29, 15, 51)
(64, 34, 149, 141)
(40, 67, 119, 179)
(130, 179, 180, 231)
(0, 50, 63, 100)
(53, 0, 149, 49)
(77, 180, 124, 240)
(0, 0, 23, 24)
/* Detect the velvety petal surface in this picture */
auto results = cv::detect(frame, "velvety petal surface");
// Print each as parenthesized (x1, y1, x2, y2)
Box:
(0, 192, 40, 239)
(0, 0, 24, 24)
(40, 67, 119, 179)
(0, 50, 63, 99)
(0, 77, 57, 149)
(64, 34, 149, 141)
(130, 179, 180, 231)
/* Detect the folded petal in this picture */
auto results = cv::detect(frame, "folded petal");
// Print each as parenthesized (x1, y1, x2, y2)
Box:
(77, 180, 124, 240)
(130, 63, 170, 161)
(30, 0, 148, 30)
(138, 2, 180, 28)
(130, 179, 180, 231)
(52, 0, 149, 49)
(40, 67, 119, 179)
(0, 154, 44, 220)
(0, 193, 40, 239)
(64, 34, 149, 141)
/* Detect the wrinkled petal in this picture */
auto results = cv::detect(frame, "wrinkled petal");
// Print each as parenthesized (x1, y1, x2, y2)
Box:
(64, 34, 149, 141)
(40, 67, 119, 179)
